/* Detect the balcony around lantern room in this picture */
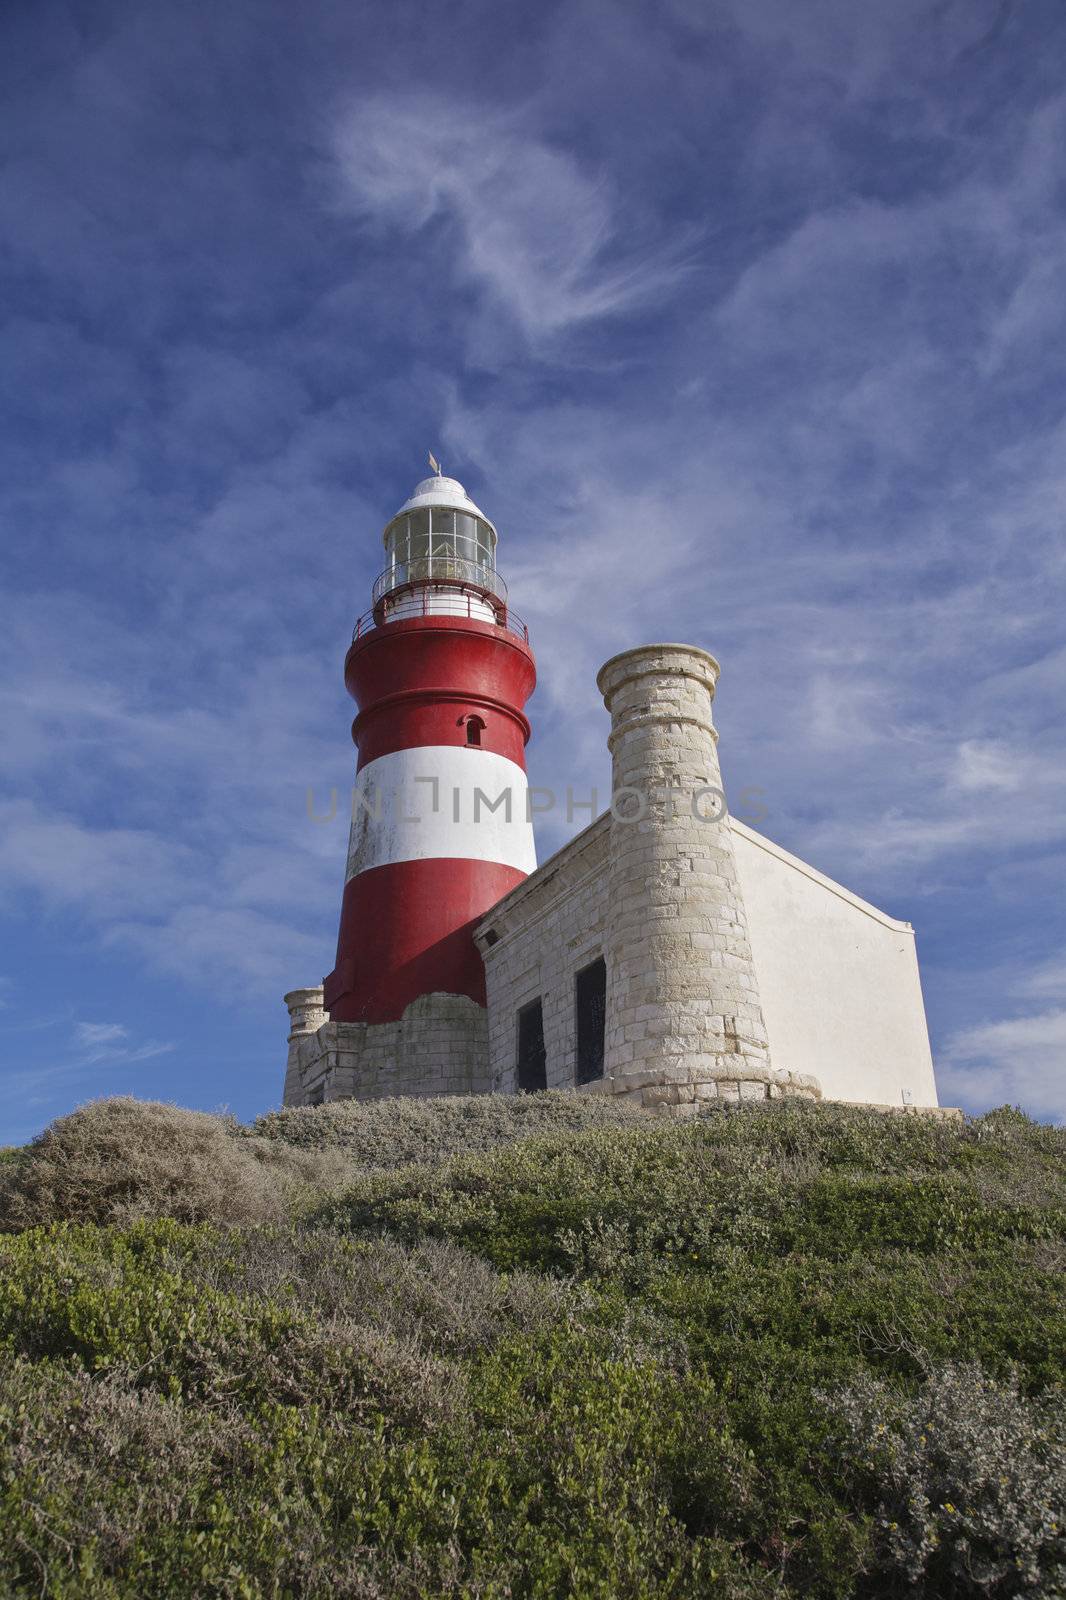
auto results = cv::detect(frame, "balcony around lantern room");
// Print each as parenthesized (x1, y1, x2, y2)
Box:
(372, 554, 507, 613)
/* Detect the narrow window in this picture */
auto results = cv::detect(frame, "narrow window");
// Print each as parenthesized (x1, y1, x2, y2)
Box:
(516, 998, 547, 1092)
(575, 958, 606, 1084)
(307, 1083, 325, 1107)
(466, 715, 485, 746)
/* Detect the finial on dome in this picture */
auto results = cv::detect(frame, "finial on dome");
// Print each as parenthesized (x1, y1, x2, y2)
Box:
(428, 450, 442, 477)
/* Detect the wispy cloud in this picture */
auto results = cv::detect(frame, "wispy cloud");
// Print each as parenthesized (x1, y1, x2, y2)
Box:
(1, 1020, 177, 1146)
(75, 1022, 128, 1050)
(1015, 951, 1066, 1004)
(334, 95, 692, 343)
(72, 1020, 174, 1067)
(940, 1007, 1066, 1124)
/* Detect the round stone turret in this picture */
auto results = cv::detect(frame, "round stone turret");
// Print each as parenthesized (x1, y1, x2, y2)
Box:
(284, 985, 326, 1041)
(282, 985, 327, 1106)
(597, 644, 774, 1109)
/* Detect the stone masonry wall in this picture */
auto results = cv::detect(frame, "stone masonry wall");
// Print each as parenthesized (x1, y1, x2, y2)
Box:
(473, 777, 821, 1110)
(474, 814, 611, 1091)
(283, 991, 489, 1106)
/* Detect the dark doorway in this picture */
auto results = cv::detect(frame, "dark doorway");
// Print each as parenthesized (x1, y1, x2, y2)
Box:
(516, 998, 547, 1092)
(575, 957, 606, 1084)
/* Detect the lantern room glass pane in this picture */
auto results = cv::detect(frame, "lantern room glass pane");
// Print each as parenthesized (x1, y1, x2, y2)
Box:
(380, 502, 504, 604)
(406, 509, 430, 560)
(454, 512, 477, 564)
(475, 519, 495, 568)
(384, 515, 407, 564)
(430, 508, 454, 558)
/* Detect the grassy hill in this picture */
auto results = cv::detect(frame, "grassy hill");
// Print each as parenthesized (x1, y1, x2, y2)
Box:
(0, 1093, 1062, 1599)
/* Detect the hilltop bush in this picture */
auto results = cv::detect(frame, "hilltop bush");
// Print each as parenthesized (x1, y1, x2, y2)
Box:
(823, 1362, 1066, 1596)
(0, 1094, 1062, 1598)
(0, 1097, 341, 1232)
(318, 1105, 1066, 1281)
(252, 1087, 644, 1167)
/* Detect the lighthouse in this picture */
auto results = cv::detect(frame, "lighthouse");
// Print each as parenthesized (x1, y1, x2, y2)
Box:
(285, 471, 938, 1116)
(323, 467, 537, 1025)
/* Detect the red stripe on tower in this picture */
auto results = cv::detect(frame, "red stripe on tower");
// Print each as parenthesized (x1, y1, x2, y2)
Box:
(323, 469, 537, 1025)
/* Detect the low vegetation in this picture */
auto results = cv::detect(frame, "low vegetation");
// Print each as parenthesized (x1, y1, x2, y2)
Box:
(0, 1093, 1062, 1598)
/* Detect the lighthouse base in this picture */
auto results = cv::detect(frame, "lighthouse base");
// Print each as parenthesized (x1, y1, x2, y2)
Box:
(283, 990, 489, 1108)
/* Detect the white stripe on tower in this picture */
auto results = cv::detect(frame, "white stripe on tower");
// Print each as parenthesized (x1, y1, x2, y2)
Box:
(344, 745, 537, 881)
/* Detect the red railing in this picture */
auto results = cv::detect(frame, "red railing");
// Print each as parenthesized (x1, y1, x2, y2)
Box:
(372, 559, 507, 607)
(352, 581, 529, 644)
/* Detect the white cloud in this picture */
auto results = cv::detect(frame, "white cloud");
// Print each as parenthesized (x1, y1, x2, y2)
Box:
(1014, 950, 1066, 1004)
(75, 1022, 128, 1049)
(806, 673, 895, 753)
(112, 904, 328, 994)
(940, 1007, 1066, 1123)
(0, 1022, 178, 1142)
(687, 0, 1009, 92)
(795, 737, 1066, 879)
(70, 1020, 173, 1067)
(952, 740, 1024, 794)
(0, 799, 197, 920)
(334, 95, 690, 342)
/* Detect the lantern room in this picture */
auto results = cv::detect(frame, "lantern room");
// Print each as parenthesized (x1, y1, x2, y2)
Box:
(374, 472, 506, 624)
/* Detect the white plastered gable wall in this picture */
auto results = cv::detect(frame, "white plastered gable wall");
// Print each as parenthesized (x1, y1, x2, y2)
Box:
(730, 820, 939, 1108)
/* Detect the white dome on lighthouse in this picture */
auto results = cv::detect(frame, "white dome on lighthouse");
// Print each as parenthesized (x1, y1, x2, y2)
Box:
(389, 473, 496, 539)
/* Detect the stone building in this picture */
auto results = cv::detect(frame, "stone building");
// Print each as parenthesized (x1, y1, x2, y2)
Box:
(282, 473, 939, 1115)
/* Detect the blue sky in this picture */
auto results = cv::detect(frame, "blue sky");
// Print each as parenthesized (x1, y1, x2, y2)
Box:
(2, 0, 1065, 1142)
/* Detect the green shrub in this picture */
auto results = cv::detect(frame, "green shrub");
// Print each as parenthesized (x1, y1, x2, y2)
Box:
(1, 1097, 1061, 1597)
(117, 1221, 577, 1360)
(0, 1221, 465, 1429)
(822, 1362, 1066, 1596)
(252, 1088, 645, 1167)
(0, 1355, 251, 1597)
(0, 1221, 779, 1599)
(317, 1114, 1066, 1280)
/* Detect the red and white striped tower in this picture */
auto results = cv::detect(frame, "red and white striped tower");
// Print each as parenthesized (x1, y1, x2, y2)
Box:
(323, 467, 537, 1025)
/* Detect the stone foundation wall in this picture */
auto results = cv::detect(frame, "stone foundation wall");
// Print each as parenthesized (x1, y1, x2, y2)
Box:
(609, 1063, 821, 1113)
(283, 991, 489, 1106)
